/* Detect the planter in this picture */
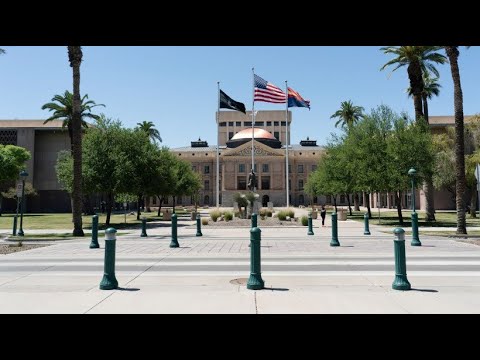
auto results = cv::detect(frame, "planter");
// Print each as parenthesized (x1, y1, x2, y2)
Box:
(311, 211, 318, 219)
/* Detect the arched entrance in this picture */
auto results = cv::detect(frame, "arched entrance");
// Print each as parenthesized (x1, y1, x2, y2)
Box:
(262, 195, 269, 207)
(204, 195, 210, 206)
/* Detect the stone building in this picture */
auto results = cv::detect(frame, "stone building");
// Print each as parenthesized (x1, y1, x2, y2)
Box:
(171, 110, 324, 207)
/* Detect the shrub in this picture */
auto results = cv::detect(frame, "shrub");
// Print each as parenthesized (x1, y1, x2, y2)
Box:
(234, 210, 241, 218)
(287, 209, 295, 218)
(210, 210, 222, 222)
(202, 218, 209, 226)
(266, 210, 273, 217)
(260, 215, 265, 220)
(301, 215, 308, 226)
(259, 208, 267, 217)
(224, 211, 233, 221)
(233, 192, 249, 208)
(277, 210, 287, 221)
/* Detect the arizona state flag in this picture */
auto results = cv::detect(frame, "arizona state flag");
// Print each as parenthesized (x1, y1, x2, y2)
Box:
(220, 89, 246, 114)
(288, 87, 310, 109)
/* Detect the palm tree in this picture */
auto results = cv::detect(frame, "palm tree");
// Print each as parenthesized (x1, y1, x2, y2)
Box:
(381, 46, 446, 222)
(445, 46, 468, 234)
(381, 46, 446, 122)
(68, 46, 84, 237)
(136, 121, 162, 144)
(330, 100, 365, 131)
(0, 49, 5, 55)
(41, 90, 104, 153)
(407, 72, 442, 124)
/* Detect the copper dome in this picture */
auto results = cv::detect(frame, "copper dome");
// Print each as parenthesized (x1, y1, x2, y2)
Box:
(231, 128, 276, 140)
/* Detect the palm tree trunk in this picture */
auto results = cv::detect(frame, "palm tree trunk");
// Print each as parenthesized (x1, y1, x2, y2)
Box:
(353, 193, 360, 211)
(68, 46, 84, 237)
(446, 46, 467, 234)
(146, 196, 151, 212)
(395, 191, 403, 225)
(407, 61, 424, 122)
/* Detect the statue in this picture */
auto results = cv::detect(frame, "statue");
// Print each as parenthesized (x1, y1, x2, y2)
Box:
(247, 169, 257, 191)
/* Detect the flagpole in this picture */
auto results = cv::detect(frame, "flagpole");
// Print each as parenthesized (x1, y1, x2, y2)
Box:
(251, 68, 255, 178)
(216, 81, 220, 208)
(285, 81, 289, 208)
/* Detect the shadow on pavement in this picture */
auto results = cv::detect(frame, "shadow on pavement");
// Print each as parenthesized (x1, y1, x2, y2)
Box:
(410, 288, 438, 293)
(117, 287, 140, 292)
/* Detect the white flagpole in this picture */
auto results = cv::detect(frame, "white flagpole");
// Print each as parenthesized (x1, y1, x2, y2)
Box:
(285, 81, 289, 208)
(216, 81, 220, 208)
(251, 68, 255, 176)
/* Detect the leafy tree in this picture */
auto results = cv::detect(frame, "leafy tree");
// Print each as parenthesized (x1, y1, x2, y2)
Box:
(0, 145, 31, 216)
(170, 158, 201, 213)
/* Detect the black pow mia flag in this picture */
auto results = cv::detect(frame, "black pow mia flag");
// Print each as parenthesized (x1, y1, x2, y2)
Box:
(220, 89, 246, 114)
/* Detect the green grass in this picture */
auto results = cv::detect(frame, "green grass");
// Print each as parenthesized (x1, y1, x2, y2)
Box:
(381, 230, 480, 237)
(0, 210, 190, 230)
(8, 232, 127, 240)
(348, 210, 480, 228)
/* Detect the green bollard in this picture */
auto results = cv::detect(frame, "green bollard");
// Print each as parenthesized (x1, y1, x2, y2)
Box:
(307, 212, 314, 235)
(247, 227, 264, 290)
(196, 213, 202, 236)
(170, 213, 179, 248)
(249, 213, 257, 247)
(140, 216, 148, 237)
(89, 214, 100, 248)
(364, 213, 371, 235)
(392, 228, 411, 291)
(330, 212, 340, 246)
(99, 228, 119, 290)
(12, 215, 18, 236)
(411, 212, 421, 246)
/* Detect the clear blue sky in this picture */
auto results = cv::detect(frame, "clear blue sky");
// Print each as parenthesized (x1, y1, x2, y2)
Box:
(1, 46, 479, 148)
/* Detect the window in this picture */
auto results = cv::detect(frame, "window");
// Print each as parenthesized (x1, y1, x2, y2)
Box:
(299, 195, 304, 205)
(237, 176, 247, 190)
(228, 122, 234, 126)
(281, 121, 287, 126)
(299, 180, 304, 190)
(256, 121, 264, 126)
(192, 165, 197, 172)
(250, 164, 257, 172)
(274, 121, 279, 126)
(204, 165, 210, 174)
(219, 122, 226, 127)
(204, 195, 210, 205)
(326, 195, 331, 204)
(239, 164, 245, 173)
(245, 121, 252, 126)
(274, 131, 279, 140)
(312, 165, 317, 171)
(298, 164, 304, 173)
(340, 195, 345, 203)
(288, 179, 291, 190)
(288, 164, 292, 173)
(177, 196, 182, 205)
(262, 164, 269, 173)
(229, 132, 234, 140)
(261, 177, 270, 190)
(236, 121, 241, 126)
(266, 121, 272, 126)
(204, 180, 210, 190)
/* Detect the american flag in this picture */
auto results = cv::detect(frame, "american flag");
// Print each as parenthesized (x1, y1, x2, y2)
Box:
(254, 74, 286, 103)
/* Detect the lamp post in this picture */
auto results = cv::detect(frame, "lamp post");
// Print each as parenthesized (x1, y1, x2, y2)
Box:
(17, 169, 28, 237)
(408, 168, 421, 246)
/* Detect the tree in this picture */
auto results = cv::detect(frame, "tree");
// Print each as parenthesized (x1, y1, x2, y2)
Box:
(445, 46, 468, 234)
(0, 145, 31, 216)
(381, 46, 446, 222)
(171, 158, 201, 213)
(407, 71, 441, 125)
(136, 121, 162, 144)
(41, 90, 105, 153)
(330, 100, 365, 131)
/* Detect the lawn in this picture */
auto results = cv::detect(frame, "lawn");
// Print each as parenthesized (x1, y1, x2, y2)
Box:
(7, 231, 127, 240)
(348, 210, 480, 228)
(0, 209, 190, 230)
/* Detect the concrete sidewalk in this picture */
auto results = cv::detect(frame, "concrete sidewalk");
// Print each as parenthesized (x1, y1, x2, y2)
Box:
(1, 217, 480, 313)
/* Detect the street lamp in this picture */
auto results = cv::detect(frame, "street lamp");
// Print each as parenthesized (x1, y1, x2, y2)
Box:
(17, 169, 28, 237)
(408, 168, 421, 246)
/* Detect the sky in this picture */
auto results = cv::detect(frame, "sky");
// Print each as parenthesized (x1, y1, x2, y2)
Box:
(1, 46, 479, 148)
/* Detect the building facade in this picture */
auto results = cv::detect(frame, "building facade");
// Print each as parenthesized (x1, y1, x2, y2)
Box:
(171, 111, 325, 207)
(0, 120, 71, 212)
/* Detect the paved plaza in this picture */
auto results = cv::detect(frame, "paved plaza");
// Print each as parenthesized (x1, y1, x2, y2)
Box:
(1, 216, 480, 313)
